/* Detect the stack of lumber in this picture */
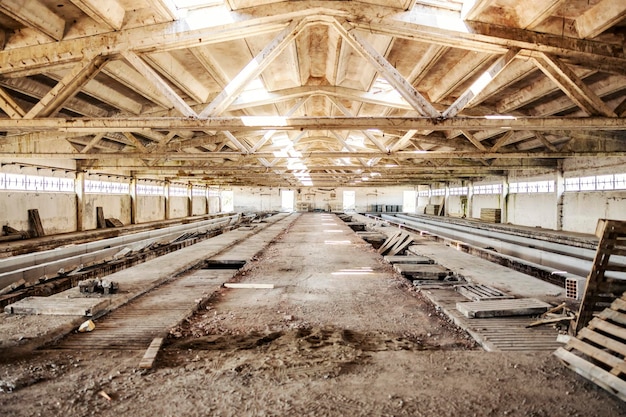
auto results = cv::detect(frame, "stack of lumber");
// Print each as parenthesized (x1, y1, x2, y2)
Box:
(424, 205, 440, 215)
(480, 208, 501, 223)
(554, 292, 626, 402)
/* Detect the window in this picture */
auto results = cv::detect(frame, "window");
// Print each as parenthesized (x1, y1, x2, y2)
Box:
(417, 190, 429, 197)
(136, 183, 164, 196)
(509, 180, 554, 194)
(0, 173, 74, 193)
(169, 185, 188, 196)
(579, 176, 596, 191)
(431, 188, 445, 196)
(449, 187, 468, 196)
(474, 184, 502, 195)
(192, 186, 206, 197)
(85, 180, 130, 194)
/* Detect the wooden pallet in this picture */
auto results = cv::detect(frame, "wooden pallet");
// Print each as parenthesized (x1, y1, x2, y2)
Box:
(575, 219, 626, 333)
(455, 284, 514, 301)
(555, 292, 626, 402)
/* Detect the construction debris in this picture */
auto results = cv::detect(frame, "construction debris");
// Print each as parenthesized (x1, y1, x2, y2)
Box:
(526, 303, 575, 328)
(139, 337, 165, 369)
(378, 231, 413, 256)
(456, 298, 553, 319)
(78, 278, 119, 295)
(78, 320, 95, 332)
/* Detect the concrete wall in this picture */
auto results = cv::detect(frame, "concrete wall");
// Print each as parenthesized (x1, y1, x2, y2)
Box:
(0, 191, 77, 235)
(135, 196, 165, 224)
(471, 194, 501, 220)
(84, 194, 132, 229)
(507, 192, 557, 229)
(191, 196, 207, 216)
(234, 187, 283, 212)
(168, 196, 189, 219)
(447, 195, 466, 218)
(208, 196, 220, 213)
(562, 191, 626, 234)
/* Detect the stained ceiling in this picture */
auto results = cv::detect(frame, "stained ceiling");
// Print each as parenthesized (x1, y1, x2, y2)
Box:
(0, 0, 625, 186)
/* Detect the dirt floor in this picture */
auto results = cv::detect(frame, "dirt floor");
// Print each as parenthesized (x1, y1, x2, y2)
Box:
(0, 213, 625, 416)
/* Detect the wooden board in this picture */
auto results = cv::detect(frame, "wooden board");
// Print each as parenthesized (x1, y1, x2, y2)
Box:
(4, 296, 110, 316)
(456, 298, 552, 318)
(386, 234, 413, 256)
(105, 218, 124, 228)
(455, 284, 514, 301)
(96, 206, 106, 229)
(139, 337, 164, 369)
(377, 231, 402, 254)
(554, 347, 626, 402)
(28, 209, 45, 237)
(393, 263, 451, 279)
(383, 255, 433, 264)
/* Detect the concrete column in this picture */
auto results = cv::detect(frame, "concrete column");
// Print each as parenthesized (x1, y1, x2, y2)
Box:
(75, 171, 85, 231)
(467, 181, 474, 219)
(187, 184, 193, 217)
(205, 186, 209, 215)
(555, 162, 565, 231)
(501, 177, 509, 224)
(164, 180, 171, 220)
(443, 182, 450, 217)
(130, 177, 137, 225)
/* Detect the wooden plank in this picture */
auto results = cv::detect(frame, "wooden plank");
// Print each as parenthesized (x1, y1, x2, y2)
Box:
(456, 298, 552, 318)
(386, 234, 413, 256)
(599, 308, 626, 326)
(554, 347, 626, 402)
(105, 218, 124, 228)
(377, 231, 402, 254)
(588, 317, 626, 341)
(564, 336, 626, 376)
(28, 209, 45, 237)
(138, 337, 164, 369)
(223, 283, 275, 289)
(579, 327, 626, 358)
(96, 206, 107, 229)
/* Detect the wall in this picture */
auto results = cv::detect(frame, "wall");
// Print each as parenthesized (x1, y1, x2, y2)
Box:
(470, 194, 501, 220)
(446, 195, 466, 217)
(191, 196, 207, 216)
(135, 196, 165, 224)
(507, 192, 557, 229)
(168, 196, 188, 219)
(84, 194, 132, 229)
(233, 187, 283, 212)
(0, 191, 77, 235)
(208, 196, 220, 213)
(562, 191, 626, 234)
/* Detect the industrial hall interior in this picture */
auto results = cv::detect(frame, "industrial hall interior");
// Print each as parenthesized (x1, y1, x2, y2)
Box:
(1, 0, 626, 415)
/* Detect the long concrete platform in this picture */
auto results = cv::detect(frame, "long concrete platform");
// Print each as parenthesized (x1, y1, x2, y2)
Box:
(0, 213, 298, 351)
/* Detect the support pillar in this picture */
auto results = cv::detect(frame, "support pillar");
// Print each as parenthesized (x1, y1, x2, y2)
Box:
(75, 171, 85, 231)
(467, 181, 474, 219)
(501, 176, 509, 224)
(164, 180, 171, 220)
(555, 161, 565, 231)
(187, 183, 193, 217)
(130, 177, 137, 225)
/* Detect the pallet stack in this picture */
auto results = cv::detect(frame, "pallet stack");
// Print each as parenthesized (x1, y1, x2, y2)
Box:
(480, 208, 501, 223)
